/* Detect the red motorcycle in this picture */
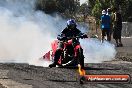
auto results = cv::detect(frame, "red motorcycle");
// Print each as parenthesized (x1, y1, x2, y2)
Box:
(43, 34, 88, 68)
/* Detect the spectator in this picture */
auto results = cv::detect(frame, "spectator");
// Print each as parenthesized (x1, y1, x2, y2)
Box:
(107, 8, 113, 41)
(113, 8, 123, 47)
(100, 10, 111, 43)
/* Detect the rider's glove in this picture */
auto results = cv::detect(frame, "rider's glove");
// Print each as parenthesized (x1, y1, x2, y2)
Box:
(80, 35, 84, 39)
(83, 34, 88, 38)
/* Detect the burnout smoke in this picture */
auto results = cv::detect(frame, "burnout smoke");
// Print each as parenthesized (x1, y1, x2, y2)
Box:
(0, 0, 116, 67)
(0, 0, 65, 66)
(80, 39, 116, 63)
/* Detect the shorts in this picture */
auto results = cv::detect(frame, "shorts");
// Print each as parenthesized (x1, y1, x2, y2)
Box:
(113, 27, 122, 39)
(102, 29, 110, 36)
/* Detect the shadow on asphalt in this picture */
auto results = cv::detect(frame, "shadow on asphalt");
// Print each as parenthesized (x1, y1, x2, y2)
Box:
(48, 79, 77, 82)
(58, 66, 120, 70)
(84, 67, 120, 70)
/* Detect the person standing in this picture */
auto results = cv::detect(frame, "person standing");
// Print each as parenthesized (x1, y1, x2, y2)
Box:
(101, 10, 111, 43)
(107, 8, 113, 41)
(113, 8, 123, 47)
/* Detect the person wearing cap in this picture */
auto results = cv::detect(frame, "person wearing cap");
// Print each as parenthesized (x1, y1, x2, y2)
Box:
(49, 19, 84, 68)
(100, 10, 111, 43)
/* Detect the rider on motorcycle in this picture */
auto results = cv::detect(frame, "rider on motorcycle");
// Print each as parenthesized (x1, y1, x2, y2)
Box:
(49, 19, 86, 68)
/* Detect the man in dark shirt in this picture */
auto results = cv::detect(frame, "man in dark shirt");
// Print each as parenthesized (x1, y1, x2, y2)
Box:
(113, 8, 123, 47)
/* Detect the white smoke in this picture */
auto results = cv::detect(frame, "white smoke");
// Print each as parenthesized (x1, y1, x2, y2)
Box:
(0, 0, 65, 66)
(0, 0, 116, 67)
(80, 39, 116, 63)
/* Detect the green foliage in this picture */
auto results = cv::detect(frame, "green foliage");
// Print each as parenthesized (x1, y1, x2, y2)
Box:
(119, 0, 132, 21)
(90, 0, 132, 25)
(36, 0, 78, 14)
(35, 0, 132, 22)
(91, 0, 102, 25)
(36, 0, 57, 13)
(56, 0, 66, 13)
(78, 3, 90, 21)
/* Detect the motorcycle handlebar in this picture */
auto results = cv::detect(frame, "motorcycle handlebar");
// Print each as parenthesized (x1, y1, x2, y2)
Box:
(57, 34, 88, 41)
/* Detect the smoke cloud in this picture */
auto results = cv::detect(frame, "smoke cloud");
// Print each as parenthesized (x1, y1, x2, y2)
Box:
(0, 0, 116, 67)
(80, 39, 116, 63)
(0, 0, 65, 66)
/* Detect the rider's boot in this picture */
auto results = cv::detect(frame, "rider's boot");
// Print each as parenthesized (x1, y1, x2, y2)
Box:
(49, 48, 63, 68)
(49, 62, 57, 68)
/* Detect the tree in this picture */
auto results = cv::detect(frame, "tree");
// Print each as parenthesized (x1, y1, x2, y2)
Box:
(36, 0, 57, 13)
(92, 0, 102, 25)
(35, 0, 132, 22)
(118, 0, 132, 21)
(56, 0, 66, 13)
(79, 3, 90, 22)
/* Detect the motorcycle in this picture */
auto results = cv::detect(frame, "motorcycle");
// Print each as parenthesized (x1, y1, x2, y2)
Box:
(43, 34, 88, 68)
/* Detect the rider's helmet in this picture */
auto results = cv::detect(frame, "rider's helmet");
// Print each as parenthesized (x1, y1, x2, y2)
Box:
(67, 19, 77, 29)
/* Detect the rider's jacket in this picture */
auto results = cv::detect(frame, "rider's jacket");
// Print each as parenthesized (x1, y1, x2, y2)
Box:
(59, 27, 82, 38)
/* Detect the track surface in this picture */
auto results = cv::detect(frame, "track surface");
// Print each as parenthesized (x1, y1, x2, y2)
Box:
(0, 38, 132, 88)
(0, 62, 132, 88)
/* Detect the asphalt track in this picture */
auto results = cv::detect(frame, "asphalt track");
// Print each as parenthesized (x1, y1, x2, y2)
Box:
(0, 62, 132, 88)
(0, 38, 132, 88)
